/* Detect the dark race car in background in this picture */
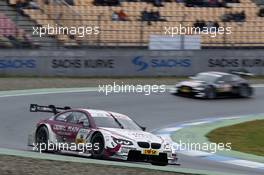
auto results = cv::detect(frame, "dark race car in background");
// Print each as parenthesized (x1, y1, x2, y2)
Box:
(171, 71, 254, 99)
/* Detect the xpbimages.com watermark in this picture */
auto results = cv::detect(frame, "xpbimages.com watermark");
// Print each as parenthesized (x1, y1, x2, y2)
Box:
(32, 141, 100, 153)
(164, 24, 232, 38)
(32, 24, 100, 37)
(98, 82, 167, 95)
(174, 140, 232, 153)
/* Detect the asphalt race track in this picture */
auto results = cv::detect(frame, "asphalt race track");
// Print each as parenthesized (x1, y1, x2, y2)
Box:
(0, 87, 264, 175)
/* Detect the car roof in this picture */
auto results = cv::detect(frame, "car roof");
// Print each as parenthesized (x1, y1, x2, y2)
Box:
(200, 71, 231, 77)
(82, 109, 131, 120)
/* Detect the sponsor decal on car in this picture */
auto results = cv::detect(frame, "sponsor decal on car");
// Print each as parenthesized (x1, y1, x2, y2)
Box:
(143, 149, 159, 155)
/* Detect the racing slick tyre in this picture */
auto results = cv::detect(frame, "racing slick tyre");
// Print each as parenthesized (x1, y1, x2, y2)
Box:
(205, 87, 216, 99)
(91, 132, 105, 159)
(239, 85, 252, 98)
(35, 126, 49, 152)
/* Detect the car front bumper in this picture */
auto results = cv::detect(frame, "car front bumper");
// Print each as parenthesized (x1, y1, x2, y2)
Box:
(107, 145, 178, 164)
(171, 87, 206, 98)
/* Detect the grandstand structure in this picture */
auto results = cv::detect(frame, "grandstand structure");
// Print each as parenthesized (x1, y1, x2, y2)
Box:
(1, 0, 264, 48)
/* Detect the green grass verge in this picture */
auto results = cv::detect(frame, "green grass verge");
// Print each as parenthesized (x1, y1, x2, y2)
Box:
(206, 119, 264, 156)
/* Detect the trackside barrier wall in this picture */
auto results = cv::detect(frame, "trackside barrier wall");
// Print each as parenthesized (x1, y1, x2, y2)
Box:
(0, 49, 264, 76)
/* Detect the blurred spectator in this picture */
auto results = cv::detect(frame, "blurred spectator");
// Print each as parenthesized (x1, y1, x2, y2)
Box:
(28, 1, 39, 9)
(65, 0, 74, 5)
(153, 0, 164, 7)
(143, 0, 164, 7)
(141, 8, 152, 25)
(16, 0, 27, 13)
(239, 10, 246, 20)
(207, 21, 217, 31)
(93, 0, 105, 5)
(43, 0, 62, 4)
(150, 10, 166, 21)
(221, 12, 233, 22)
(141, 8, 166, 25)
(117, 10, 129, 21)
(111, 11, 119, 21)
(93, 0, 120, 6)
(184, 0, 226, 7)
(258, 8, 264, 17)
(224, 0, 239, 3)
(193, 20, 206, 29)
(44, 0, 49, 4)
(185, 0, 204, 7)
(208, 0, 218, 7)
(221, 10, 246, 22)
(107, 0, 120, 6)
(16, 0, 39, 13)
(193, 20, 220, 31)
(214, 21, 220, 29)
(111, 10, 129, 21)
(141, 8, 150, 21)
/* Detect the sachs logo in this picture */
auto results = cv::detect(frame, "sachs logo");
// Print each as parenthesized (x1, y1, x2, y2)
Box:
(132, 56, 148, 71)
(132, 56, 191, 71)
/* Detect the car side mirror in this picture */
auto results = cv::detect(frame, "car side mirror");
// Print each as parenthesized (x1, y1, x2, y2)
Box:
(141, 126, 146, 131)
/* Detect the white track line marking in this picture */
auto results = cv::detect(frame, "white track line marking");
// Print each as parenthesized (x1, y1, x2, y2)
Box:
(223, 160, 264, 169)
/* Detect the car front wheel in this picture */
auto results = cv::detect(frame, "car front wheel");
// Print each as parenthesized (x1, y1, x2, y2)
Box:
(91, 132, 105, 159)
(239, 85, 252, 98)
(205, 87, 216, 99)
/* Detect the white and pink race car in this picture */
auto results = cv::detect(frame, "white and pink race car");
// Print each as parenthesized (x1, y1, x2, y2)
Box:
(28, 104, 178, 166)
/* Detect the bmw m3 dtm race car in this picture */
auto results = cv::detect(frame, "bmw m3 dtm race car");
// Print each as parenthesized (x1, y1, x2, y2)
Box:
(28, 104, 178, 166)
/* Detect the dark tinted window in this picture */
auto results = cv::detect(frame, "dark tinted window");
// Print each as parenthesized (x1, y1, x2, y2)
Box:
(218, 75, 232, 83)
(94, 116, 142, 130)
(67, 112, 89, 125)
(55, 112, 72, 122)
(94, 117, 121, 128)
(192, 73, 220, 83)
(231, 75, 242, 81)
(117, 118, 142, 130)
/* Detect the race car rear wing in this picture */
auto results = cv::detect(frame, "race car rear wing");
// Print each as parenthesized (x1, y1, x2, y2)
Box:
(30, 104, 71, 114)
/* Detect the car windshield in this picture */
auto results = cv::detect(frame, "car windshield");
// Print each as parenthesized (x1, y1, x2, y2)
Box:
(117, 118, 142, 130)
(192, 73, 220, 83)
(94, 116, 142, 130)
(93, 117, 121, 128)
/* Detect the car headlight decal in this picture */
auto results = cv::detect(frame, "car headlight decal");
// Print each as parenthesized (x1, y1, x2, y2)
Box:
(113, 137, 133, 146)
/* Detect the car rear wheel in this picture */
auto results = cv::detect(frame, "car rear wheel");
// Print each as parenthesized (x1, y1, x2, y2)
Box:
(205, 87, 216, 99)
(91, 132, 105, 159)
(239, 85, 252, 98)
(35, 126, 49, 152)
